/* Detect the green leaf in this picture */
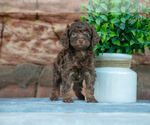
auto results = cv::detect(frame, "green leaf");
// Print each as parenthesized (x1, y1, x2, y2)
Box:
(146, 35, 150, 41)
(111, 18, 120, 24)
(95, 49, 100, 56)
(97, 31, 102, 36)
(80, 2, 87, 11)
(134, 2, 142, 8)
(104, 43, 110, 49)
(124, 14, 131, 20)
(110, 7, 120, 13)
(143, 8, 150, 14)
(125, 46, 131, 53)
(95, 25, 100, 31)
(119, 23, 125, 30)
(95, 6, 102, 12)
(145, 24, 150, 31)
(124, 2, 130, 10)
(107, 46, 117, 53)
(140, 47, 145, 53)
(116, 32, 119, 37)
(101, 35, 106, 43)
(131, 30, 136, 36)
(138, 38, 145, 44)
(94, 42, 101, 51)
(128, 19, 137, 25)
(135, 48, 139, 54)
(109, 23, 114, 30)
(100, 15, 108, 21)
(130, 40, 135, 45)
(110, 31, 116, 37)
(100, 3, 108, 10)
(140, 32, 144, 39)
(129, 8, 136, 13)
(106, 35, 111, 41)
(101, 0, 108, 2)
(137, 22, 142, 29)
(87, 0, 95, 11)
(96, 18, 101, 25)
(90, 21, 95, 25)
(101, 23, 108, 34)
(145, 44, 148, 49)
(80, 14, 87, 21)
(116, 49, 123, 53)
(93, 12, 100, 17)
(88, 13, 95, 21)
(124, 35, 130, 41)
(113, 40, 121, 46)
(111, 37, 118, 43)
(123, 43, 129, 47)
(110, 0, 122, 3)
(126, 51, 132, 54)
(121, 7, 126, 12)
(93, 0, 100, 5)
(121, 18, 126, 23)
(101, 46, 105, 52)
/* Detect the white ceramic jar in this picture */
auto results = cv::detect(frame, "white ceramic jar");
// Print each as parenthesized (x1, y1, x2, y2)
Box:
(94, 53, 137, 103)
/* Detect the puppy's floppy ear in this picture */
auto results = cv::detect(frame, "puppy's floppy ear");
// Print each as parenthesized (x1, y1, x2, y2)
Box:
(91, 26, 100, 47)
(60, 25, 70, 48)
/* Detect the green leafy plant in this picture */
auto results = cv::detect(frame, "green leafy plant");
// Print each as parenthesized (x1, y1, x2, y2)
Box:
(80, 0, 150, 55)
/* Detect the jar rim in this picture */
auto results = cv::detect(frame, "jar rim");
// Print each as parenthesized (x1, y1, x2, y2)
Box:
(96, 53, 132, 60)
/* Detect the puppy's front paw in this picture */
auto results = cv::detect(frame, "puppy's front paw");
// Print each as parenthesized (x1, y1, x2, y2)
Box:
(77, 95, 85, 100)
(63, 98, 74, 103)
(50, 96, 58, 101)
(87, 97, 98, 103)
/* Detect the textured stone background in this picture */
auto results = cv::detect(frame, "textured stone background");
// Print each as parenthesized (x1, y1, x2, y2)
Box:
(0, 0, 150, 100)
(0, 0, 149, 13)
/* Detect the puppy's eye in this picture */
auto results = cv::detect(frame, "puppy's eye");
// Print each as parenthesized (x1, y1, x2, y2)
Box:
(72, 32, 77, 37)
(84, 32, 89, 36)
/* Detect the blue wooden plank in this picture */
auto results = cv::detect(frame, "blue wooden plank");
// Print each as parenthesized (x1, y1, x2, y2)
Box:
(0, 113, 150, 125)
(0, 98, 150, 113)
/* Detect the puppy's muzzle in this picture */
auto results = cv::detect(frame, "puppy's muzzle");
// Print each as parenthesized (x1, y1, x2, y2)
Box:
(78, 39, 84, 45)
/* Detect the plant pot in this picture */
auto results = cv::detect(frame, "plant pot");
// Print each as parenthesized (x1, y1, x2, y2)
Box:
(94, 53, 137, 103)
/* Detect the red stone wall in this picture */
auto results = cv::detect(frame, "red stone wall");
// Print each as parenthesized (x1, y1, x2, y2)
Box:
(0, 0, 87, 13)
(0, 0, 150, 100)
(0, 13, 83, 98)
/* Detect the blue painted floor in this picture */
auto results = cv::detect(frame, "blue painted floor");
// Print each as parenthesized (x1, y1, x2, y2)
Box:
(0, 98, 150, 125)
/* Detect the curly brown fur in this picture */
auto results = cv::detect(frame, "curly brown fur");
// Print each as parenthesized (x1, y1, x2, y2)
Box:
(50, 21, 100, 103)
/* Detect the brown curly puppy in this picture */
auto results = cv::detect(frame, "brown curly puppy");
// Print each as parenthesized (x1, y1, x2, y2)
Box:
(50, 21, 100, 103)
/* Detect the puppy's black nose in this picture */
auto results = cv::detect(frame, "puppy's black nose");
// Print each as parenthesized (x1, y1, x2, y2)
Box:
(78, 39, 83, 44)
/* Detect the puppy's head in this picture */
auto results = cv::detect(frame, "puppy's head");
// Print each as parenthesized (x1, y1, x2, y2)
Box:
(60, 21, 100, 50)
